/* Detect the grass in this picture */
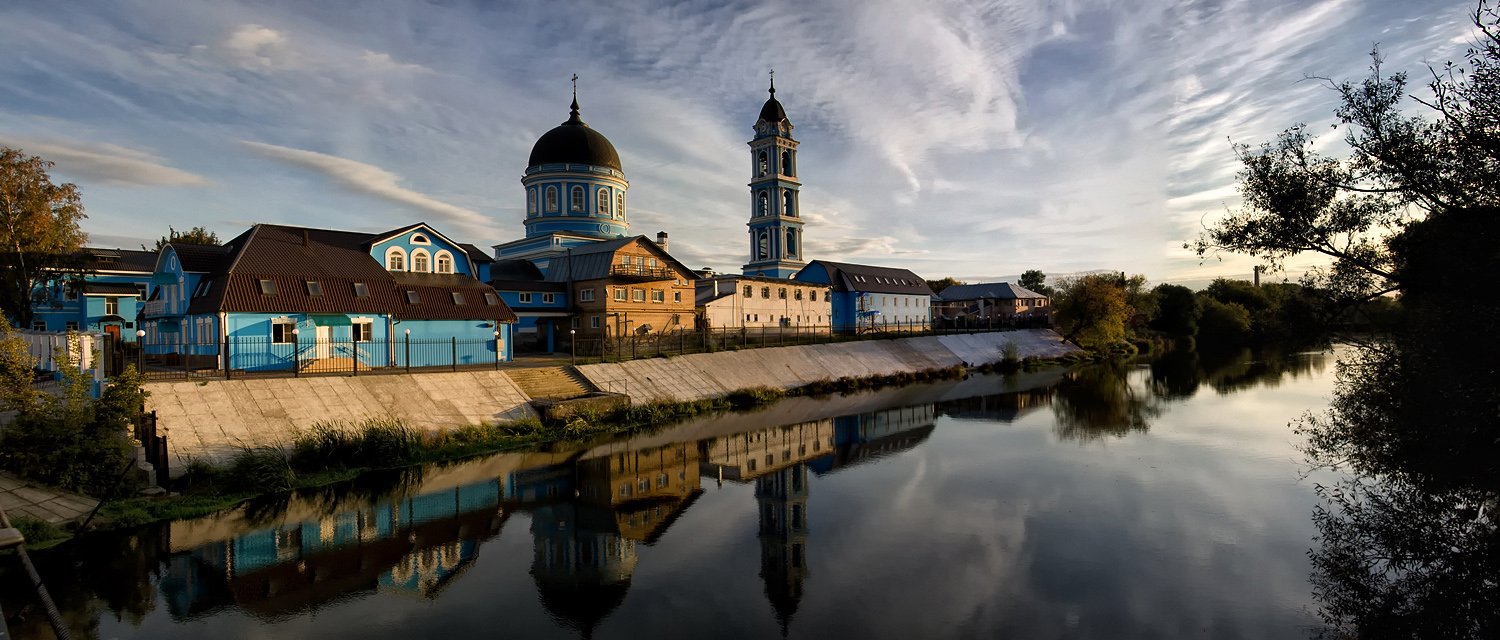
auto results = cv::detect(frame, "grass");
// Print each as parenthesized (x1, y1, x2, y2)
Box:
(8, 515, 69, 550)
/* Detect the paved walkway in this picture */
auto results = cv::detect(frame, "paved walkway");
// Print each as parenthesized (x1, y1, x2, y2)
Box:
(0, 472, 98, 527)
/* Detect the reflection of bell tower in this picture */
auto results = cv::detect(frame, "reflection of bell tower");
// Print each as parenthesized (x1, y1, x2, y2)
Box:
(757, 464, 809, 636)
(743, 70, 805, 279)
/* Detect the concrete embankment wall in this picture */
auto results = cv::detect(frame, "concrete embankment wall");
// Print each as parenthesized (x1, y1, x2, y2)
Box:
(145, 371, 535, 466)
(575, 328, 1079, 404)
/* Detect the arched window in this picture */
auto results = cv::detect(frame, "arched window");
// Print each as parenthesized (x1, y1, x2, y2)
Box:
(783, 189, 795, 217)
(757, 191, 769, 217)
(570, 186, 585, 212)
(597, 188, 610, 215)
(781, 150, 793, 176)
(758, 151, 769, 177)
(757, 231, 770, 260)
(786, 229, 797, 258)
(545, 186, 559, 212)
(527, 188, 537, 215)
(434, 250, 454, 274)
(410, 233, 430, 245)
(411, 249, 431, 273)
(616, 192, 625, 218)
(385, 247, 407, 271)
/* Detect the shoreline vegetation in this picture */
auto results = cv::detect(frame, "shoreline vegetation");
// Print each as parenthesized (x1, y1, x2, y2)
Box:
(88, 350, 1101, 535)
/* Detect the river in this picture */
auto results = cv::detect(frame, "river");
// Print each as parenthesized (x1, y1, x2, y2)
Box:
(2, 347, 1340, 639)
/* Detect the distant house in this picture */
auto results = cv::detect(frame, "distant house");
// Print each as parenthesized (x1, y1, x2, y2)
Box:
(792, 260, 933, 333)
(489, 258, 569, 352)
(29, 247, 156, 341)
(541, 236, 697, 339)
(933, 282, 1050, 325)
(142, 222, 516, 372)
(695, 274, 831, 332)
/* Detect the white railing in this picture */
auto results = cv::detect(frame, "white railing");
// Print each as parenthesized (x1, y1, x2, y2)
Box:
(15, 329, 105, 395)
(144, 299, 167, 316)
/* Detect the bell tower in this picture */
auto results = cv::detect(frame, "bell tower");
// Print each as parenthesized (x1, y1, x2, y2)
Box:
(743, 71, 806, 279)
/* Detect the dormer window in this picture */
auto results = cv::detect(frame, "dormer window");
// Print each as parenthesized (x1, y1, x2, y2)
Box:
(193, 279, 211, 298)
(258, 279, 277, 295)
(483, 292, 498, 306)
(386, 247, 407, 271)
(305, 280, 323, 296)
(352, 282, 369, 298)
(451, 291, 465, 305)
(405, 291, 420, 304)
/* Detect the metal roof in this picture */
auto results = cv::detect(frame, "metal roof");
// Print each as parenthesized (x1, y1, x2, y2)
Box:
(800, 260, 933, 295)
(936, 282, 1048, 301)
(84, 247, 158, 273)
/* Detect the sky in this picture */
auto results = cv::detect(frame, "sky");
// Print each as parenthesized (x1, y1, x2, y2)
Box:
(0, 0, 1481, 287)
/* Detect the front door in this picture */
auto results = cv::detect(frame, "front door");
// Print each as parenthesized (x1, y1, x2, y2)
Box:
(103, 325, 120, 340)
(315, 325, 332, 359)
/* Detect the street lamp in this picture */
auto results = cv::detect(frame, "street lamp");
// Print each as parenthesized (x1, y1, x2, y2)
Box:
(135, 329, 146, 371)
(569, 329, 577, 365)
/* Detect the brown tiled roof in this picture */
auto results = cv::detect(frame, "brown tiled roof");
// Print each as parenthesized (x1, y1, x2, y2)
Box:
(392, 272, 517, 322)
(183, 223, 515, 322)
(170, 243, 234, 273)
(84, 247, 157, 273)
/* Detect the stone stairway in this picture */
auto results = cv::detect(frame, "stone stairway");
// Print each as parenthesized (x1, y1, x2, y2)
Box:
(505, 366, 597, 400)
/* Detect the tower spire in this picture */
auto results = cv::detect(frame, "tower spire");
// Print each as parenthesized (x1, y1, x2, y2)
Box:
(568, 73, 582, 124)
(769, 67, 775, 95)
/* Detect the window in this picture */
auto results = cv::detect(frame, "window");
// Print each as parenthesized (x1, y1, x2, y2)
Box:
(671, 313, 681, 324)
(761, 287, 770, 299)
(451, 291, 465, 305)
(651, 290, 664, 303)
(743, 285, 752, 298)
(647, 257, 658, 268)
(572, 316, 580, 329)
(519, 292, 533, 303)
(620, 254, 631, 265)
(305, 280, 323, 296)
(783, 189, 795, 217)
(406, 291, 421, 304)
(778, 288, 787, 299)
(570, 186, 584, 212)
(410, 233, 430, 244)
(632, 289, 645, 302)
(412, 250, 430, 272)
(104, 297, 119, 315)
(435, 253, 453, 274)
(591, 316, 601, 329)
(258, 279, 277, 295)
(616, 192, 625, 218)
(597, 188, 609, 214)
(794, 289, 803, 301)
(758, 151, 769, 176)
(786, 228, 797, 257)
(673, 291, 682, 303)
(272, 321, 295, 344)
(810, 291, 818, 301)
(386, 247, 406, 271)
(527, 188, 537, 215)
(193, 279, 211, 298)
(542, 293, 555, 304)
(31, 320, 45, 331)
(757, 231, 770, 260)
(579, 288, 596, 302)
(64, 321, 79, 331)
(612, 288, 626, 301)
(782, 150, 793, 176)
(61, 286, 78, 302)
(352, 321, 372, 342)
(758, 191, 769, 217)
(545, 186, 559, 211)
(352, 282, 369, 298)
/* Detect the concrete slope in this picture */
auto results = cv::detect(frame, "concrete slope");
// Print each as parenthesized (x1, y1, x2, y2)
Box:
(575, 328, 1078, 404)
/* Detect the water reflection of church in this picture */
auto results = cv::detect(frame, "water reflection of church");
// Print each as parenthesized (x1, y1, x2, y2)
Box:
(158, 402, 938, 635)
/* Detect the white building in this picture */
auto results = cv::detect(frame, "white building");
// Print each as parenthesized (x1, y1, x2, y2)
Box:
(696, 274, 832, 331)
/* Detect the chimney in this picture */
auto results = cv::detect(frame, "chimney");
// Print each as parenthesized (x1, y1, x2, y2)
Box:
(656, 231, 669, 252)
(1253, 265, 1261, 287)
(302, 229, 310, 246)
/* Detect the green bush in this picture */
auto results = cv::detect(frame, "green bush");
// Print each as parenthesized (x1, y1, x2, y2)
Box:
(726, 386, 787, 409)
(355, 418, 422, 467)
(225, 447, 295, 494)
(290, 421, 358, 469)
(0, 361, 142, 497)
(9, 515, 67, 548)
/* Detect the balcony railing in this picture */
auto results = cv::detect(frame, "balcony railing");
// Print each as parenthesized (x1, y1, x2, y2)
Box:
(609, 264, 676, 282)
(144, 299, 168, 317)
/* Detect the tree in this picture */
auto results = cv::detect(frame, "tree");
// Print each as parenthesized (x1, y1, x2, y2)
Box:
(925, 277, 962, 293)
(1051, 274, 1133, 349)
(1019, 269, 1053, 296)
(0, 148, 87, 328)
(150, 225, 219, 252)
(1195, 297, 1251, 345)
(1150, 284, 1201, 336)
(1190, 1, 1500, 310)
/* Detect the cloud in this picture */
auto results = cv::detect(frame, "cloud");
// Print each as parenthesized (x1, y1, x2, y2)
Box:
(220, 24, 296, 69)
(0, 136, 209, 187)
(239, 141, 495, 232)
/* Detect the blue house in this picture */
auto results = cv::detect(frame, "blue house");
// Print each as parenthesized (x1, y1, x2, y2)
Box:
(29, 247, 156, 342)
(792, 260, 934, 333)
(142, 222, 516, 372)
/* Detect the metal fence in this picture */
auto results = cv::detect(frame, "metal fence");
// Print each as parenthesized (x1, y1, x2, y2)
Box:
(129, 335, 506, 381)
(569, 316, 1050, 364)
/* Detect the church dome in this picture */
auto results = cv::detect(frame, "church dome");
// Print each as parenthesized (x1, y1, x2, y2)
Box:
(528, 99, 622, 172)
(758, 92, 788, 124)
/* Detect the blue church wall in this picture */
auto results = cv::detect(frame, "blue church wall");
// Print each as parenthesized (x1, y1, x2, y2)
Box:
(370, 227, 472, 276)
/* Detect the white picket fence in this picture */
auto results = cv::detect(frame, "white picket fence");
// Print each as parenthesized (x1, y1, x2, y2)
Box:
(16, 329, 106, 396)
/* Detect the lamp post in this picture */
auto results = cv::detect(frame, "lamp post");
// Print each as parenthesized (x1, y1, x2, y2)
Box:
(569, 329, 576, 365)
(135, 329, 145, 372)
(291, 327, 301, 376)
(494, 330, 501, 369)
(404, 328, 411, 373)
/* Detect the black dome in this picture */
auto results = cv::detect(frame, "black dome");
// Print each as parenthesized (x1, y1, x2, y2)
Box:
(528, 99, 622, 172)
(758, 93, 788, 124)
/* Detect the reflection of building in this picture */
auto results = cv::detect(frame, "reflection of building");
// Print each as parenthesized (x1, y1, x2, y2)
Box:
(530, 503, 639, 637)
(699, 419, 835, 482)
(757, 465, 809, 636)
(161, 480, 507, 620)
(937, 387, 1056, 422)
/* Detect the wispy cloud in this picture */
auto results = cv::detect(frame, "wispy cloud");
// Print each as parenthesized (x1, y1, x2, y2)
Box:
(239, 141, 495, 233)
(0, 136, 209, 187)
